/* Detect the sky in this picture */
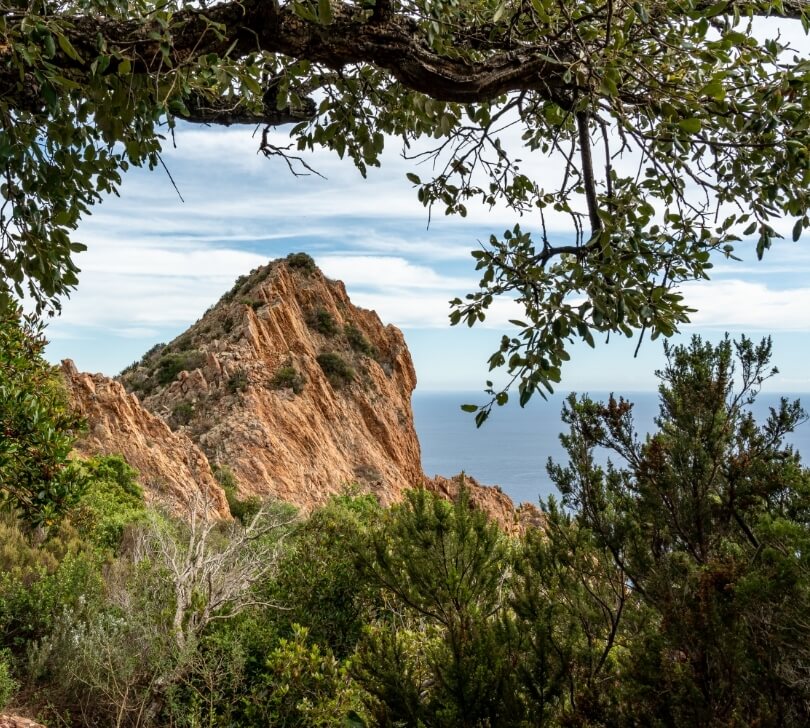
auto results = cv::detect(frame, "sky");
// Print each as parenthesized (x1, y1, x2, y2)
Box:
(42, 19, 810, 396)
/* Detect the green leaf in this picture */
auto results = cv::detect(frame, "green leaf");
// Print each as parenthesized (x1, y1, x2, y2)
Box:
(678, 118, 702, 134)
(318, 0, 333, 24)
(792, 218, 804, 242)
(43, 33, 56, 58)
(460, 404, 478, 412)
(57, 33, 82, 62)
(241, 74, 263, 96)
(699, 79, 725, 101)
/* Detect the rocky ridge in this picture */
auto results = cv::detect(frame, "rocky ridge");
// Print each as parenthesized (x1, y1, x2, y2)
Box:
(62, 360, 230, 519)
(65, 254, 539, 530)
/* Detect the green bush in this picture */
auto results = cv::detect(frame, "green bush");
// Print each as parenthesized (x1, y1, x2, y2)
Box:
(316, 353, 354, 387)
(156, 350, 205, 386)
(213, 463, 238, 491)
(70, 455, 147, 551)
(214, 464, 261, 524)
(270, 495, 382, 658)
(0, 306, 87, 528)
(240, 297, 264, 311)
(353, 488, 521, 727)
(242, 625, 368, 727)
(270, 364, 305, 395)
(0, 649, 17, 711)
(227, 490, 261, 525)
(142, 342, 166, 362)
(220, 274, 248, 304)
(307, 308, 339, 336)
(172, 401, 194, 426)
(0, 539, 105, 655)
(174, 334, 193, 352)
(228, 370, 249, 393)
(344, 323, 377, 357)
(286, 252, 317, 273)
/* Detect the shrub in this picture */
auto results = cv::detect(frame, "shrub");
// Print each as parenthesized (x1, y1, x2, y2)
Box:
(174, 334, 193, 352)
(172, 401, 194, 426)
(214, 464, 260, 524)
(0, 538, 105, 656)
(213, 463, 238, 491)
(0, 650, 17, 711)
(227, 491, 262, 525)
(0, 307, 87, 528)
(222, 315, 234, 334)
(344, 323, 377, 357)
(220, 273, 248, 303)
(270, 364, 305, 395)
(228, 370, 249, 393)
(156, 351, 205, 386)
(307, 308, 339, 336)
(286, 252, 317, 273)
(240, 298, 264, 311)
(242, 625, 369, 727)
(316, 353, 354, 387)
(142, 342, 167, 361)
(270, 495, 382, 658)
(119, 359, 140, 376)
(70, 455, 147, 551)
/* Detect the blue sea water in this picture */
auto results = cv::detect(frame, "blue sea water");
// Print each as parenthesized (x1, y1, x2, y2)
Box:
(412, 390, 810, 506)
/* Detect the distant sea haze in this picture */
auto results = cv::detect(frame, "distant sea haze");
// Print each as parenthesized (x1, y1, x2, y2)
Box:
(412, 391, 810, 506)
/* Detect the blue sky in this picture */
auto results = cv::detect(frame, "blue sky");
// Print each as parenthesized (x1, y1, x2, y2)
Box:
(42, 20, 810, 395)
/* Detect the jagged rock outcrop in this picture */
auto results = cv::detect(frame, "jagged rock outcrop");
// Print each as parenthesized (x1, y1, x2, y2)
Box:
(425, 474, 545, 534)
(117, 256, 423, 511)
(61, 360, 230, 519)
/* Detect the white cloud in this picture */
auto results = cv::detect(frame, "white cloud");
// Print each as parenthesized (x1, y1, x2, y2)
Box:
(79, 244, 267, 278)
(316, 255, 470, 290)
(50, 244, 268, 334)
(683, 279, 810, 330)
(350, 290, 523, 329)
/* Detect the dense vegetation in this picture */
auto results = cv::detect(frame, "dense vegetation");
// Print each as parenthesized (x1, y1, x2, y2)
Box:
(2, 304, 810, 725)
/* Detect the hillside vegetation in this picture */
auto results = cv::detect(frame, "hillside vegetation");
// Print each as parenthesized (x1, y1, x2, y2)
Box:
(2, 306, 810, 726)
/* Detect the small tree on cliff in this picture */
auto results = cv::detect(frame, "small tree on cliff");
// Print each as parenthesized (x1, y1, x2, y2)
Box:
(1, 0, 810, 404)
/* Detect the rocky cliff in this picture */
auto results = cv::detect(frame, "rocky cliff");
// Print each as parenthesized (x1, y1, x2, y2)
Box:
(117, 255, 422, 511)
(62, 360, 230, 519)
(426, 474, 545, 534)
(66, 254, 536, 528)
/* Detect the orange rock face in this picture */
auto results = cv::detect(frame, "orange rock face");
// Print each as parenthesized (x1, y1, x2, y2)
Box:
(61, 360, 230, 519)
(117, 258, 423, 512)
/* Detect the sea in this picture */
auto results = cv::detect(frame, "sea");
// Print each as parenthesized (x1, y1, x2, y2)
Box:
(412, 391, 810, 506)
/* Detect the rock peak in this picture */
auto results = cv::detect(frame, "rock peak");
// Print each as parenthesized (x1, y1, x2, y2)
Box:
(116, 254, 422, 510)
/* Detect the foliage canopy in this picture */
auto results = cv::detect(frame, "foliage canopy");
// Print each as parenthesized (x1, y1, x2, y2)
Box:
(1, 0, 809, 404)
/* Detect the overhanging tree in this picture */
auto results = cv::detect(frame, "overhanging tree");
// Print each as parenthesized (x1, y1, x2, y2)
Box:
(1, 0, 809, 409)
